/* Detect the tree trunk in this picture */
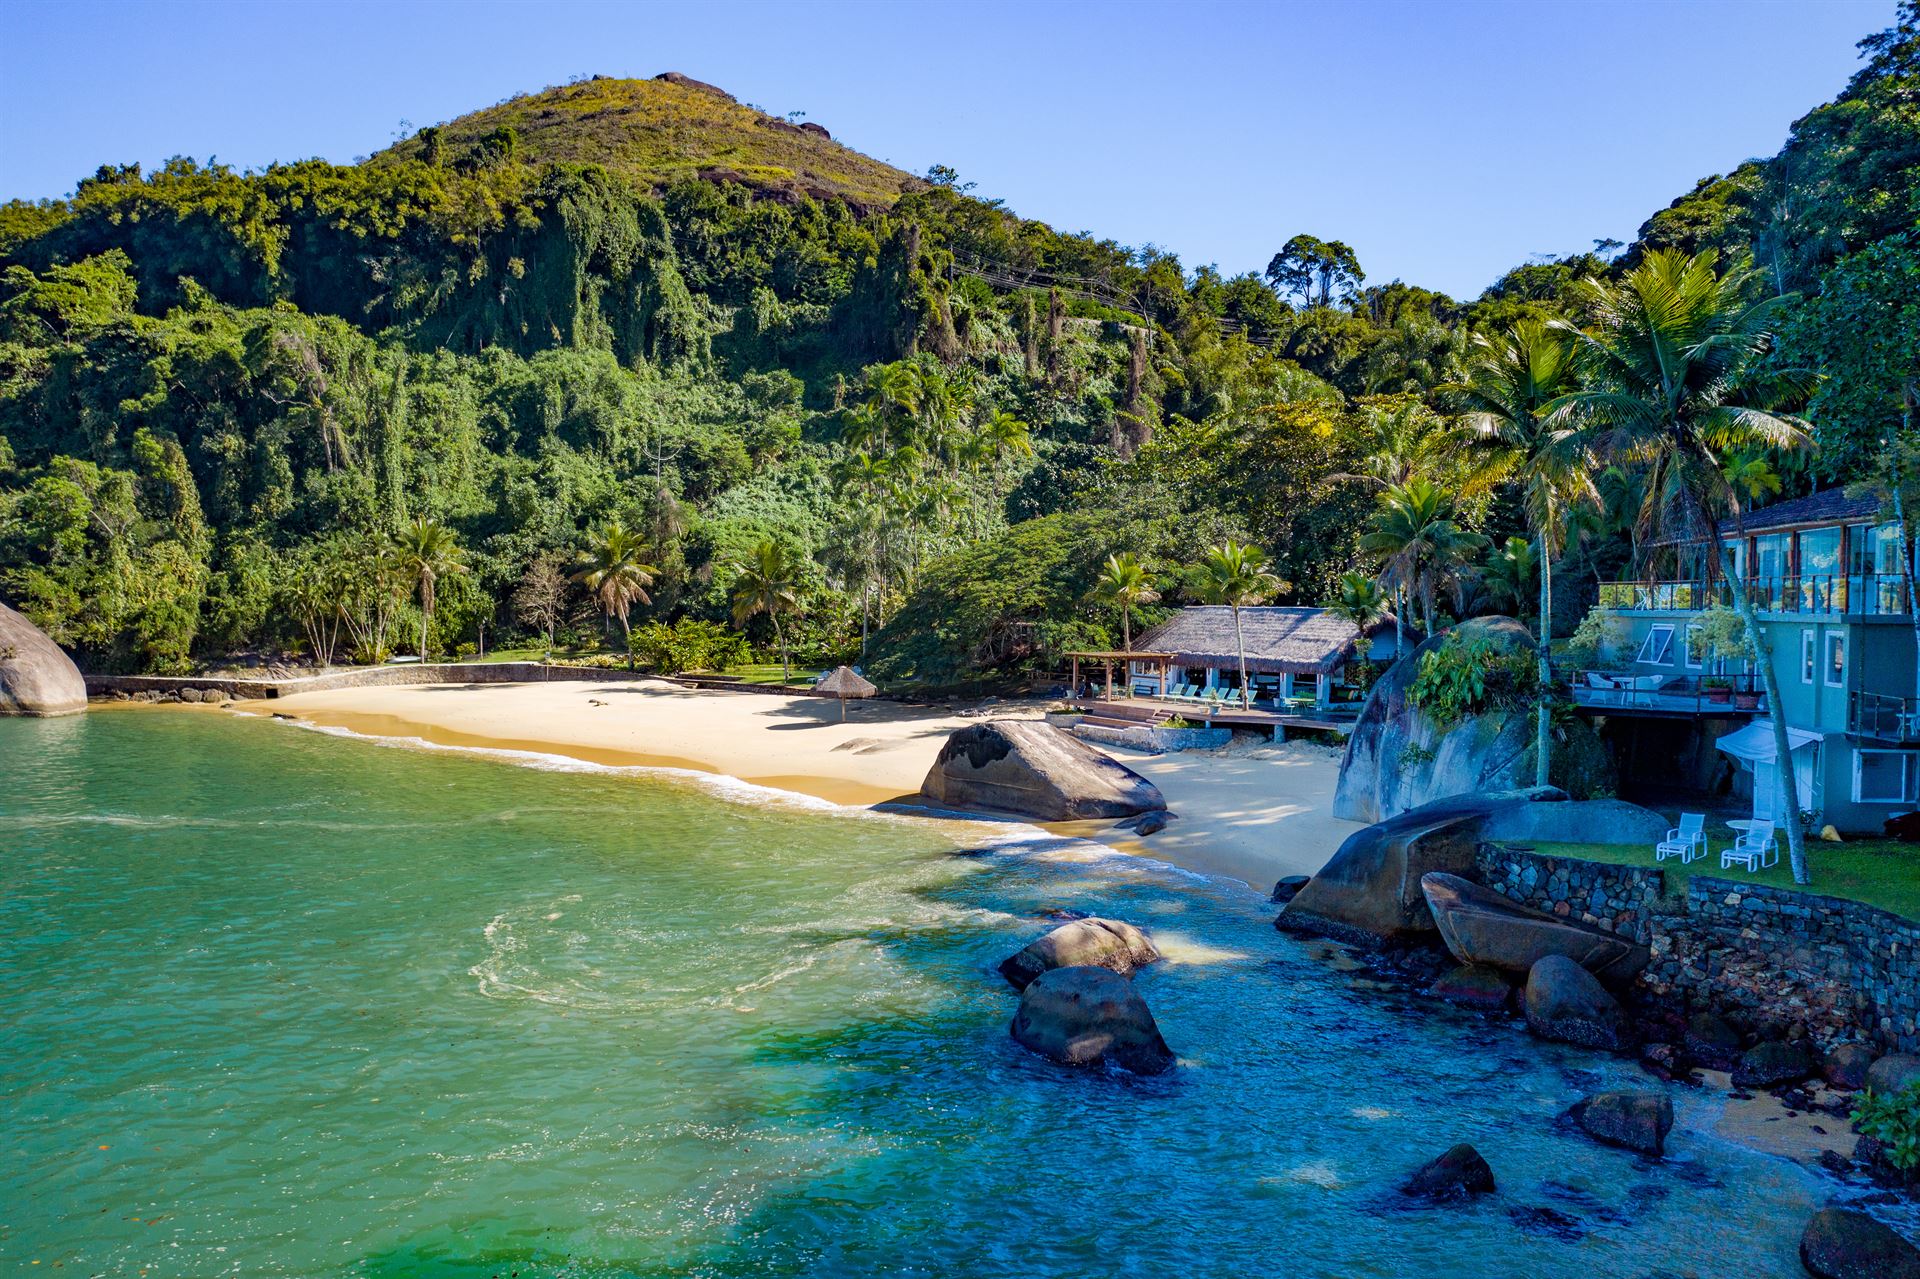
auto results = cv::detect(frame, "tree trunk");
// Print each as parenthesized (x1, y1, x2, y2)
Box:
(1394, 587, 1406, 657)
(1122, 606, 1132, 651)
(1232, 603, 1250, 707)
(1536, 519, 1553, 789)
(774, 611, 789, 683)
(620, 611, 633, 671)
(1894, 397, 1920, 703)
(1730, 581, 1810, 884)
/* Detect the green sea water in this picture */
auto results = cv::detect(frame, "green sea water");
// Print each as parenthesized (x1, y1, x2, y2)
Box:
(0, 709, 1845, 1276)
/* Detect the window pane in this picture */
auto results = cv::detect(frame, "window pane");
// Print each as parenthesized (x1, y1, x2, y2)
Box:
(1859, 751, 1914, 803)
(1801, 528, 1841, 575)
(1826, 633, 1845, 686)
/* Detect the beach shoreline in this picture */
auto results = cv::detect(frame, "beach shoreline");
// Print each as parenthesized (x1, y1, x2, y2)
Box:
(230, 676, 1362, 892)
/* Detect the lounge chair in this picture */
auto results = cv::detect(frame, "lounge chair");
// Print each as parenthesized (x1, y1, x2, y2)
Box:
(1656, 813, 1707, 864)
(1721, 823, 1779, 872)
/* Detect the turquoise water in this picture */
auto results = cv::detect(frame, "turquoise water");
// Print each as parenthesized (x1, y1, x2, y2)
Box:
(1, 710, 1824, 1277)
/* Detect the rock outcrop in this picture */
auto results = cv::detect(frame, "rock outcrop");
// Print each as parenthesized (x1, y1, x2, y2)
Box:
(1421, 872, 1651, 982)
(1824, 1043, 1877, 1090)
(1867, 1052, 1920, 1095)
(1682, 1012, 1745, 1071)
(1570, 1091, 1673, 1156)
(0, 602, 86, 717)
(1523, 955, 1628, 1050)
(1400, 1143, 1496, 1201)
(998, 918, 1160, 992)
(1333, 616, 1538, 823)
(920, 720, 1166, 821)
(1274, 787, 1563, 947)
(1008, 966, 1174, 1075)
(1733, 1040, 1813, 1090)
(1799, 1208, 1920, 1279)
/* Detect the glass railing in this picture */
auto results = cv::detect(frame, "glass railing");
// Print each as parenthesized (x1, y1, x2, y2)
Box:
(1597, 574, 1911, 616)
(1850, 690, 1920, 742)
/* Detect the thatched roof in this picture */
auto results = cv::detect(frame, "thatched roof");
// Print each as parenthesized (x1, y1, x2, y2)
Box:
(1132, 606, 1400, 676)
(814, 665, 877, 698)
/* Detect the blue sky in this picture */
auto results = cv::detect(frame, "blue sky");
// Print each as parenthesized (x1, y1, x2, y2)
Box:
(1, 0, 1893, 298)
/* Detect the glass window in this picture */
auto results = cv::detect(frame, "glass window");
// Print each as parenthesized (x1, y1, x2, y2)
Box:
(1855, 750, 1919, 804)
(1635, 624, 1674, 665)
(1753, 534, 1790, 581)
(1847, 524, 1876, 575)
(1801, 629, 1815, 683)
(1800, 527, 1841, 576)
(1720, 538, 1745, 580)
(1825, 632, 1846, 687)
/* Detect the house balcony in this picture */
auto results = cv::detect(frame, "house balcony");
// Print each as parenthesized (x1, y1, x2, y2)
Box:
(1849, 690, 1920, 743)
(1566, 669, 1767, 718)
(1596, 574, 1912, 617)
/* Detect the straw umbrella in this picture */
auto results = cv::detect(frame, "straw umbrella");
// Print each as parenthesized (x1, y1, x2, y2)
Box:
(814, 665, 878, 721)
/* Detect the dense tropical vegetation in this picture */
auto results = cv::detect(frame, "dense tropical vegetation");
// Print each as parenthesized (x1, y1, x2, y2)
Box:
(0, 3, 1913, 731)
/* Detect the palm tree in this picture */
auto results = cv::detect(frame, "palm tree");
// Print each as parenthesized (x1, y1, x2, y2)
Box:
(1196, 540, 1281, 708)
(1448, 318, 1587, 787)
(1326, 570, 1388, 663)
(1549, 247, 1814, 881)
(388, 517, 466, 662)
(571, 522, 658, 669)
(1093, 552, 1160, 650)
(1359, 479, 1488, 642)
(731, 538, 804, 683)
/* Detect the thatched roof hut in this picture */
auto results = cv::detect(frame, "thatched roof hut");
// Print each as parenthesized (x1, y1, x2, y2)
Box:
(1133, 606, 1405, 676)
(814, 665, 877, 718)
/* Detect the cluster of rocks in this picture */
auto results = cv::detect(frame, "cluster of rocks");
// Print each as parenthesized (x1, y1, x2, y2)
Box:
(999, 915, 1173, 1076)
(103, 686, 244, 705)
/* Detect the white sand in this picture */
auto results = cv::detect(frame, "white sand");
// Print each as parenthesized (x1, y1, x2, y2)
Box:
(256, 677, 1362, 893)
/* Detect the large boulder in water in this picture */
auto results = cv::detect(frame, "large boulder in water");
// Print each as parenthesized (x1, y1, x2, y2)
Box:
(1421, 872, 1650, 982)
(1334, 616, 1537, 823)
(1523, 954, 1628, 1050)
(0, 602, 86, 717)
(1009, 965, 1174, 1075)
(1275, 786, 1564, 948)
(1570, 1090, 1673, 1156)
(999, 918, 1160, 991)
(1400, 1143, 1496, 1201)
(1800, 1208, 1920, 1279)
(920, 719, 1165, 821)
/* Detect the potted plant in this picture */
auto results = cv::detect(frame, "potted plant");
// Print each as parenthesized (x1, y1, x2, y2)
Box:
(1695, 605, 1761, 709)
(1702, 676, 1733, 704)
(1733, 687, 1762, 710)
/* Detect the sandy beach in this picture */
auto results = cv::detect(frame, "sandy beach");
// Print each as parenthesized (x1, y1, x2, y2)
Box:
(257, 677, 1362, 892)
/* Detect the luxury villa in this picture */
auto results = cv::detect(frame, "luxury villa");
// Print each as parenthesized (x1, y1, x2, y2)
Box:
(1577, 489, 1917, 834)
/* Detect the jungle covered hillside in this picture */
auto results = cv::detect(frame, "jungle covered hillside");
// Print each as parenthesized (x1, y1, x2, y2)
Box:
(1, 8, 1916, 683)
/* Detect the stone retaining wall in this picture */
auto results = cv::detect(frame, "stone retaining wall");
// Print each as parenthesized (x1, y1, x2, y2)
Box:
(1475, 844, 1665, 944)
(1477, 842, 1920, 1052)
(88, 663, 640, 700)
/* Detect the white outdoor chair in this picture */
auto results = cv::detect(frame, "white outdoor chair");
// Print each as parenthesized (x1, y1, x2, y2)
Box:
(1721, 823, 1780, 872)
(1656, 813, 1708, 864)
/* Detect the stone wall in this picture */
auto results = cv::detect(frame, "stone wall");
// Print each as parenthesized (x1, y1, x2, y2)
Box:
(1476, 842, 1920, 1053)
(1646, 878, 1920, 1054)
(1474, 844, 1666, 944)
(88, 663, 647, 700)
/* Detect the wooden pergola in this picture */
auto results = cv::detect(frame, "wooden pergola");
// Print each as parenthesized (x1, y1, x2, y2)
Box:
(1065, 650, 1174, 700)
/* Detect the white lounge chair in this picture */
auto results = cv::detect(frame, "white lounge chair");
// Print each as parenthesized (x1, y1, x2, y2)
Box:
(1721, 823, 1779, 872)
(1656, 813, 1707, 864)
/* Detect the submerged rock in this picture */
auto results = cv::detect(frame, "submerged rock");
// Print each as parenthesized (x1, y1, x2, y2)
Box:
(1733, 1040, 1813, 1090)
(1426, 964, 1513, 1012)
(1400, 1143, 1496, 1201)
(998, 918, 1160, 992)
(0, 601, 87, 717)
(1571, 1091, 1674, 1157)
(920, 719, 1166, 821)
(1523, 955, 1628, 1051)
(1799, 1207, 1920, 1279)
(1008, 966, 1174, 1075)
(1420, 871, 1650, 982)
(1133, 811, 1170, 836)
(1269, 875, 1310, 905)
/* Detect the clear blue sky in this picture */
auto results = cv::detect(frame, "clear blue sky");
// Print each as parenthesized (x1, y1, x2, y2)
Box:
(1, 0, 1894, 298)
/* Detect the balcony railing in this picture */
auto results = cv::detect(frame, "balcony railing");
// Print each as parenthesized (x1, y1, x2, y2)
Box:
(1597, 574, 1912, 616)
(1566, 669, 1766, 716)
(1850, 690, 1920, 742)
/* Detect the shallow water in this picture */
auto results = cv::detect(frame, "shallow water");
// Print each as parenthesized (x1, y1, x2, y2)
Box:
(1, 710, 1824, 1276)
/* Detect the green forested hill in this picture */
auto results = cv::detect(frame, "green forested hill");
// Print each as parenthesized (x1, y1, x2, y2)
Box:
(0, 4, 1914, 683)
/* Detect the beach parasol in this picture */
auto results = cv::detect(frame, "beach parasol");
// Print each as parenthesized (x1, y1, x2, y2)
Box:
(814, 665, 877, 720)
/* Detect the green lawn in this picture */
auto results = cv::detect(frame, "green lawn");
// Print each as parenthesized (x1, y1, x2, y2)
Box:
(1527, 839, 1920, 921)
(714, 664, 823, 687)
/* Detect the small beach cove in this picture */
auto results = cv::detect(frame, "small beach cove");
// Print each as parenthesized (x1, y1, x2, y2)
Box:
(1, 703, 1878, 1277)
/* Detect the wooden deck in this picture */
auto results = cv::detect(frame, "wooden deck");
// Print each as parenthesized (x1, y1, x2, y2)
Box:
(1067, 695, 1357, 735)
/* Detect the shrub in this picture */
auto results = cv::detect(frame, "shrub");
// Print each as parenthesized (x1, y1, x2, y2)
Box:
(629, 618, 750, 674)
(1407, 633, 1540, 730)
(1853, 1081, 1920, 1173)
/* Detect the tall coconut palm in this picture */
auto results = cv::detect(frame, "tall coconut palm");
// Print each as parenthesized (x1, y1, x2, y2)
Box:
(571, 522, 658, 669)
(1549, 248, 1814, 881)
(1326, 570, 1388, 662)
(1093, 552, 1160, 650)
(1196, 540, 1281, 708)
(1448, 318, 1588, 787)
(1359, 479, 1488, 642)
(731, 538, 804, 683)
(388, 517, 467, 662)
